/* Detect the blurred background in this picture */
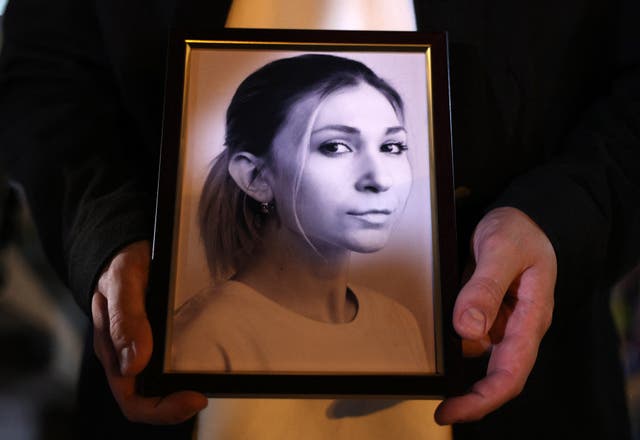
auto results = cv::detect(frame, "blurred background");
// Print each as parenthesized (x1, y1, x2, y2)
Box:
(0, 1, 638, 438)
(0, 6, 87, 440)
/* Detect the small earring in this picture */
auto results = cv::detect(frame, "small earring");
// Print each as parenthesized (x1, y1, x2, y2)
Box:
(260, 202, 271, 214)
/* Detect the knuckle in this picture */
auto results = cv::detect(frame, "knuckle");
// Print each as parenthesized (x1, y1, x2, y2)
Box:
(121, 406, 143, 424)
(109, 310, 135, 348)
(542, 306, 553, 331)
(166, 411, 189, 425)
(479, 231, 506, 251)
(500, 372, 525, 401)
(506, 382, 525, 401)
(467, 276, 505, 310)
(117, 398, 146, 424)
(512, 375, 527, 396)
(121, 403, 187, 425)
(477, 224, 516, 252)
(489, 368, 526, 402)
(529, 295, 554, 338)
(538, 304, 554, 336)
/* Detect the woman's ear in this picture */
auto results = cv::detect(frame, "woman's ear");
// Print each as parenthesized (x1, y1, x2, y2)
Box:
(228, 152, 274, 203)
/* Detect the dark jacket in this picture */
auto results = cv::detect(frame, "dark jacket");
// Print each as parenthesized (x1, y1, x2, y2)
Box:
(1, 0, 638, 438)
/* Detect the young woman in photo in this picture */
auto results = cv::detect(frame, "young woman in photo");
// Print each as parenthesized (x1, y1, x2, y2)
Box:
(172, 54, 431, 373)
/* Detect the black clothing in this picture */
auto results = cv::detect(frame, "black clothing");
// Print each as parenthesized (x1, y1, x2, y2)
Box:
(1, 0, 639, 438)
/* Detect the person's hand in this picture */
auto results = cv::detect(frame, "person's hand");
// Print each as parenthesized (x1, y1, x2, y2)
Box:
(435, 207, 557, 424)
(91, 240, 208, 424)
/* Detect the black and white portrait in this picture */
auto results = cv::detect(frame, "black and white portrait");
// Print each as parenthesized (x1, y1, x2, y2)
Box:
(165, 48, 437, 375)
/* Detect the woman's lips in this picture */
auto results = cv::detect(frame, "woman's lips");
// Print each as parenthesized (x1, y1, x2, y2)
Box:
(347, 209, 393, 225)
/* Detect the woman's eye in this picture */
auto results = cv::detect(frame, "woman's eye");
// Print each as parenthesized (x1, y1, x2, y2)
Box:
(380, 142, 408, 155)
(319, 141, 353, 155)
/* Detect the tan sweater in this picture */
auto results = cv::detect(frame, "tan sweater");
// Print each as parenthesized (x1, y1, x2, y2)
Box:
(172, 280, 431, 374)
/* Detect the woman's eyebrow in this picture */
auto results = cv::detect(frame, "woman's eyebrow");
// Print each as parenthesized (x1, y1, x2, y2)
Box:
(311, 124, 359, 135)
(311, 125, 407, 135)
(386, 126, 407, 135)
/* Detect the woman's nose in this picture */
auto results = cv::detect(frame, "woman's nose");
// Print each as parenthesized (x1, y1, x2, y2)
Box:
(354, 151, 392, 193)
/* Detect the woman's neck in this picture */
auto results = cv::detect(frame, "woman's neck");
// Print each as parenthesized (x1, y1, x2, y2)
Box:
(233, 222, 357, 323)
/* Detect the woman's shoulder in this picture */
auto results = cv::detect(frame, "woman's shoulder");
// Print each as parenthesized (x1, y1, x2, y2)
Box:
(171, 281, 255, 370)
(174, 280, 253, 329)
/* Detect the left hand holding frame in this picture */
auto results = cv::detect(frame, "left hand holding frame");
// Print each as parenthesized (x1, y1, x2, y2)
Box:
(435, 207, 557, 423)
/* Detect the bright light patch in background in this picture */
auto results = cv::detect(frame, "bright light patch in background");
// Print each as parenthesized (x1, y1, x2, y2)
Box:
(0, 0, 7, 15)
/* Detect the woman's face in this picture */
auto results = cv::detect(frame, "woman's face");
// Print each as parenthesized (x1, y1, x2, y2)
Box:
(270, 82, 412, 255)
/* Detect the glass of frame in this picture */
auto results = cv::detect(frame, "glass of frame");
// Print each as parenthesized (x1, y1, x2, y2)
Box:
(141, 29, 460, 398)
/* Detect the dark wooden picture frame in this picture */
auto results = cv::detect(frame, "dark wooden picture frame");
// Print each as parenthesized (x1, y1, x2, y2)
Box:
(141, 29, 460, 398)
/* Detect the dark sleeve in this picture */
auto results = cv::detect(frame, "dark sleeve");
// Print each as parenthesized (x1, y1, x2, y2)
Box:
(493, 0, 640, 306)
(0, 0, 154, 316)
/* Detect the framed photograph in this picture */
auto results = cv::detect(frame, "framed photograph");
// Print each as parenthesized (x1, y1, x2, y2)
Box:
(142, 29, 460, 398)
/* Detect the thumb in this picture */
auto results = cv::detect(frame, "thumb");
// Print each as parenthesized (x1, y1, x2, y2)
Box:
(108, 295, 153, 376)
(98, 241, 152, 376)
(454, 239, 524, 342)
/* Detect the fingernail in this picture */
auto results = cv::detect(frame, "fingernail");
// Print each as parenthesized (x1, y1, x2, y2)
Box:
(120, 344, 134, 375)
(461, 308, 486, 336)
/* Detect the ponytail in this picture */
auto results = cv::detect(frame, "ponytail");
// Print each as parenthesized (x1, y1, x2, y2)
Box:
(198, 149, 263, 281)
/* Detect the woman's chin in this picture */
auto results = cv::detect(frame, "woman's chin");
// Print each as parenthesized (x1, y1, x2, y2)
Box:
(305, 231, 392, 256)
(346, 235, 390, 254)
(352, 245, 386, 254)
